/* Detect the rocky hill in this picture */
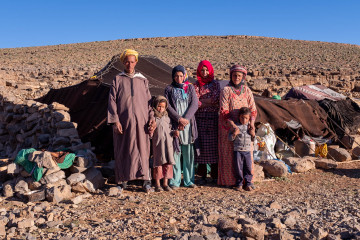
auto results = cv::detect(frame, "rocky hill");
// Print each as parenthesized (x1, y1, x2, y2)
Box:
(0, 35, 360, 100)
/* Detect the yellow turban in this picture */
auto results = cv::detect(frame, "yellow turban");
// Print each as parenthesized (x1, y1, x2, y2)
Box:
(120, 49, 139, 63)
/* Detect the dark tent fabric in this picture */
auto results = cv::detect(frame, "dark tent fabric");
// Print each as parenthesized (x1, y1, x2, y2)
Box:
(255, 96, 332, 138)
(37, 55, 335, 160)
(318, 99, 360, 137)
(284, 84, 346, 101)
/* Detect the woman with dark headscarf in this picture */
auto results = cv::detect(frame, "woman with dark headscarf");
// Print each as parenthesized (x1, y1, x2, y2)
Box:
(164, 65, 199, 189)
(218, 65, 257, 187)
(193, 60, 220, 184)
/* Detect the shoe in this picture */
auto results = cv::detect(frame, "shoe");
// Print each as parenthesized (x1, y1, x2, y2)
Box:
(187, 184, 197, 188)
(143, 184, 154, 193)
(170, 185, 179, 190)
(163, 186, 173, 192)
(154, 186, 163, 192)
(197, 178, 207, 185)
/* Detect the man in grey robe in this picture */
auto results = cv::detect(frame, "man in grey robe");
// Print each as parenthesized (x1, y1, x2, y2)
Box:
(107, 49, 156, 193)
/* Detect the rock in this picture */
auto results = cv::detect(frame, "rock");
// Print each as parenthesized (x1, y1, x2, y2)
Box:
(259, 160, 288, 177)
(0, 224, 5, 236)
(283, 157, 315, 173)
(70, 195, 83, 205)
(26, 112, 41, 122)
(283, 216, 297, 227)
(74, 156, 92, 168)
(57, 128, 78, 138)
(313, 158, 338, 169)
(50, 102, 69, 111)
(71, 182, 88, 193)
(25, 189, 46, 202)
(30, 151, 59, 170)
(269, 201, 282, 210)
(207, 213, 221, 224)
(55, 121, 78, 129)
(27, 179, 42, 191)
(270, 218, 285, 229)
(14, 179, 29, 194)
(17, 218, 34, 229)
(83, 168, 104, 192)
(326, 234, 341, 240)
(41, 170, 65, 184)
(69, 165, 87, 173)
(67, 173, 86, 185)
(169, 217, 176, 224)
(352, 146, 360, 159)
(3, 180, 14, 197)
(328, 148, 351, 162)
(340, 135, 360, 149)
(253, 164, 265, 182)
(278, 229, 295, 240)
(242, 223, 266, 240)
(7, 163, 22, 174)
(194, 224, 217, 236)
(108, 187, 122, 197)
(53, 136, 71, 146)
(46, 184, 72, 203)
(313, 228, 328, 239)
(217, 218, 241, 233)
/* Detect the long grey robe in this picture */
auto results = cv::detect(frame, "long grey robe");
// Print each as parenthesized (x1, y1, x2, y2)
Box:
(152, 115, 175, 168)
(107, 71, 154, 182)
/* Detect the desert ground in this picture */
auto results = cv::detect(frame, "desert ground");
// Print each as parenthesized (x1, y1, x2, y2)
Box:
(0, 36, 360, 239)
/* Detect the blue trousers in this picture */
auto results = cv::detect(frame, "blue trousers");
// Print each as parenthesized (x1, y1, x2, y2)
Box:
(169, 144, 195, 187)
(233, 151, 253, 187)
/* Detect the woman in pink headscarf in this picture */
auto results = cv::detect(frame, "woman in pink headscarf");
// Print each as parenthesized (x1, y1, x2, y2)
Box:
(218, 65, 257, 187)
(193, 60, 220, 184)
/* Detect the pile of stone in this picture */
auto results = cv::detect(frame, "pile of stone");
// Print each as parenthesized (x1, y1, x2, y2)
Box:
(2, 149, 104, 203)
(0, 91, 104, 203)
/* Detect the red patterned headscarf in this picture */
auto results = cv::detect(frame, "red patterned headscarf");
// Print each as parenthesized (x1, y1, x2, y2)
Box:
(197, 60, 214, 87)
(230, 65, 247, 80)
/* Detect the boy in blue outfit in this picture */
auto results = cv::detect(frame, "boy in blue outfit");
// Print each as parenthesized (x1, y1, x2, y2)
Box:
(228, 107, 256, 191)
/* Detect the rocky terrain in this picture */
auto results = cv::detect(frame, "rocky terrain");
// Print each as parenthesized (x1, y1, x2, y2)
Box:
(0, 35, 360, 239)
(0, 35, 360, 100)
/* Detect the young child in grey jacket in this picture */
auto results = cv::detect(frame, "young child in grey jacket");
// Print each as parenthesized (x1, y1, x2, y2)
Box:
(228, 107, 256, 191)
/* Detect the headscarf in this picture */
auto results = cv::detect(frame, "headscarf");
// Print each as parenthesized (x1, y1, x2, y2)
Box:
(171, 65, 190, 100)
(120, 49, 139, 63)
(152, 95, 168, 118)
(229, 65, 247, 89)
(197, 60, 214, 87)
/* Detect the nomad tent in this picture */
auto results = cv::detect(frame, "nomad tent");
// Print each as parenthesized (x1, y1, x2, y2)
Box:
(37, 55, 334, 160)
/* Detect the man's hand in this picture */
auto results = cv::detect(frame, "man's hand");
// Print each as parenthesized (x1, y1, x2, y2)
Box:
(148, 119, 156, 134)
(113, 122, 123, 134)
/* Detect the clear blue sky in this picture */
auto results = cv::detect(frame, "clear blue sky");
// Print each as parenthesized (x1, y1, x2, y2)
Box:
(1, 0, 359, 48)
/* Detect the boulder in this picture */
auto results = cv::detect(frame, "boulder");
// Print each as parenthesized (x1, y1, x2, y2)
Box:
(50, 102, 69, 111)
(29, 151, 59, 170)
(328, 148, 351, 162)
(253, 164, 265, 182)
(313, 158, 338, 169)
(217, 218, 241, 233)
(25, 189, 46, 202)
(52, 110, 70, 122)
(83, 168, 104, 192)
(108, 187, 122, 197)
(14, 179, 29, 194)
(7, 163, 22, 175)
(283, 157, 315, 173)
(55, 121, 78, 129)
(242, 223, 266, 240)
(352, 146, 360, 159)
(71, 182, 88, 193)
(259, 160, 288, 177)
(57, 128, 78, 138)
(46, 184, 72, 203)
(67, 173, 86, 185)
(340, 135, 360, 150)
(41, 170, 65, 184)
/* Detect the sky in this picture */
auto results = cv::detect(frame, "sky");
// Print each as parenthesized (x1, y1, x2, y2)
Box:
(0, 0, 359, 48)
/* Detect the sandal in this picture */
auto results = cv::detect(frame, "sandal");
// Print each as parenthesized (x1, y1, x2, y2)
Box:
(154, 186, 163, 192)
(163, 186, 173, 192)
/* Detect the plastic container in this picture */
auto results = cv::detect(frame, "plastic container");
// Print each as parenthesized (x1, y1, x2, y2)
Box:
(309, 140, 316, 156)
